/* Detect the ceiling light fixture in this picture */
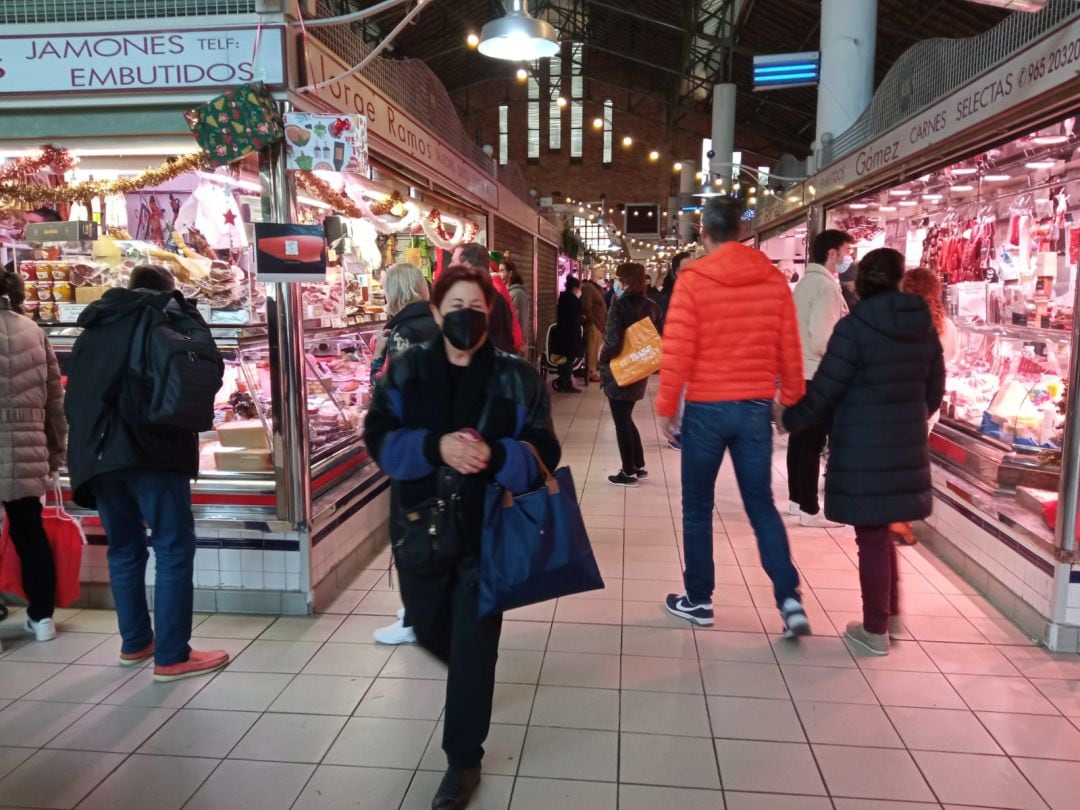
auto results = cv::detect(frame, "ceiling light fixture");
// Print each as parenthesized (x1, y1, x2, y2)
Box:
(1032, 135, 1068, 145)
(879, 205, 898, 212)
(889, 189, 912, 196)
(984, 174, 1011, 182)
(515, 68, 528, 82)
(848, 203, 869, 209)
(466, 33, 480, 48)
(592, 117, 604, 129)
(478, 0, 560, 61)
(952, 167, 979, 176)
(673, 162, 683, 172)
(1026, 160, 1056, 170)
(622, 135, 633, 147)
(951, 184, 975, 192)
(557, 96, 567, 107)
(923, 193, 943, 201)
(648, 150, 660, 161)
(898, 200, 919, 207)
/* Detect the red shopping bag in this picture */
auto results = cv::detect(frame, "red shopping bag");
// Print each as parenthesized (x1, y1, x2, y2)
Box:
(0, 485, 85, 608)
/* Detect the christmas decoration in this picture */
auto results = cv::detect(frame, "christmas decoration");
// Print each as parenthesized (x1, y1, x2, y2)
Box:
(0, 145, 77, 183)
(294, 172, 364, 218)
(185, 83, 284, 167)
(0, 152, 208, 207)
(283, 113, 368, 173)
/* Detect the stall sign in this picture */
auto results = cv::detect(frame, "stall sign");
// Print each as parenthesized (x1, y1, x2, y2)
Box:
(812, 14, 1080, 200)
(0, 27, 286, 97)
(283, 113, 369, 174)
(301, 39, 499, 209)
(254, 223, 328, 284)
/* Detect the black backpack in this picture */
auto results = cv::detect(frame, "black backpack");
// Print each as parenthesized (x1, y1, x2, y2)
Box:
(113, 293, 224, 433)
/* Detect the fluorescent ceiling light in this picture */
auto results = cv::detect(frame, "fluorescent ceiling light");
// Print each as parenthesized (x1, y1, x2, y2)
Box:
(478, 0, 559, 61)
(923, 193, 943, 201)
(879, 206, 898, 212)
(1032, 135, 1068, 145)
(984, 174, 1011, 182)
(951, 185, 975, 192)
(898, 200, 919, 207)
(952, 167, 978, 176)
(1026, 160, 1056, 169)
(848, 203, 869, 209)
(889, 189, 912, 196)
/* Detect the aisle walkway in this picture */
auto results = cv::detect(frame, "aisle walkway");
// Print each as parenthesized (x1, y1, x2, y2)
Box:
(2, 384, 1080, 809)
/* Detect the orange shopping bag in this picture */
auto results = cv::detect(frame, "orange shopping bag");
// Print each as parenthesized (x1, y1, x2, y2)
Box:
(610, 316, 663, 387)
(0, 483, 85, 608)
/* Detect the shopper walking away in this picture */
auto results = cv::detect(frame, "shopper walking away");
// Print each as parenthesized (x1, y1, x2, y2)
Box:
(781, 249, 945, 655)
(657, 197, 809, 637)
(501, 261, 532, 358)
(65, 265, 229, 681)
(0, 271, 66, 643)
(370, 262, 439, 646)
(580, 271, 608, 383)
(365, 265, 559, 810)
(658, 251, 692, 450)
(552, 277, 585, 394)
(787, 228, 854, 528)
(888, 266, 957, 546)
(452, 243, 522, 354)
(600, 263, 660, 487)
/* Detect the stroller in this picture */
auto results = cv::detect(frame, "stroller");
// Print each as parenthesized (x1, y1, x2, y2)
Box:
(538, 323, 587, 389)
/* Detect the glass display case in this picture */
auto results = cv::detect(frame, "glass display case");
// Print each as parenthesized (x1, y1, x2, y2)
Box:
(47, 318, 386, 519)
(932, 321, 1069, 497)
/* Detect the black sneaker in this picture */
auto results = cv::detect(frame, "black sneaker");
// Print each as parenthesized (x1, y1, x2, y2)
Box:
(665, 594, 714, 626)
(608, 471, 638, 487)
(781, 598, 812, 639)
(432, 766, 481, 810)
(635, 468, 649, 480)
(668, 435, 682, 451)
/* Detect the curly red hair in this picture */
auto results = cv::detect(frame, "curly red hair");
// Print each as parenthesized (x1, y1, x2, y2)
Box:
(902, 267, 945, 337)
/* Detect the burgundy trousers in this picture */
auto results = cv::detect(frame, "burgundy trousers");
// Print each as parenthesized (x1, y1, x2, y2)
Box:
(854, 524, 900, 635)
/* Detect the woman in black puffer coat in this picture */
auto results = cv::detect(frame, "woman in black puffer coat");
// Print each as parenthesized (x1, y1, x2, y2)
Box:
(600, 262, 660, 487)
(782, 248, 945, 657)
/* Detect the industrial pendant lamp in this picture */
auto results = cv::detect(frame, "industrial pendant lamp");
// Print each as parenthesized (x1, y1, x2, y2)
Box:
(478, 0, 560, 61)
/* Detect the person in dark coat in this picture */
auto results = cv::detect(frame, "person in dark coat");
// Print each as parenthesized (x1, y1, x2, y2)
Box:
(364, 265, 559, 810)
(781, 248, 945, 656)
(369, 262, 440, 389)
(658, 250, 692, 334)
(600, 262, 660, 487)
(65, 265, 229, 681)
(552, 276, 584, 393)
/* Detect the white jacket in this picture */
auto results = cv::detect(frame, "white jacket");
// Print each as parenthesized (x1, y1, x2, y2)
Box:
(0, 300, 67, 502)
(793, 263, 848, 379)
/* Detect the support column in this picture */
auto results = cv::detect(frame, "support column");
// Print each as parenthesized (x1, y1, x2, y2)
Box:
(259, 105, 312, 528)
(678, 159, 696, 244)
(815, 0, 877, 161)
(710, 84, 736, 191)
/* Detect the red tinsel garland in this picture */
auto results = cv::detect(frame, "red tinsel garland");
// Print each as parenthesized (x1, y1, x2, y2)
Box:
(0, 145, 77, 184)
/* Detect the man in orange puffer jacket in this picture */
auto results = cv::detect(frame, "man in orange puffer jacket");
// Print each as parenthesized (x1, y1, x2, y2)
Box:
(657, 196, 811, 639)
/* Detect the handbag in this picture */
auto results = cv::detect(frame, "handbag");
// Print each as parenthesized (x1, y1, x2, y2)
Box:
(610, 316, 663, 386)
(0, 482, 86, 608)
(390, 468, 464, 576)
(478, 444, 604, 618)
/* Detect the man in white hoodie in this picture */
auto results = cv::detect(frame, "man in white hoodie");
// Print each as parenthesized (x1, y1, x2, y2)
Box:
(787, 229, 854, 528)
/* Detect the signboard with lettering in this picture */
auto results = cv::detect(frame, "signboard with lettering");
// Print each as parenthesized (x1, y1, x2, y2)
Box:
(0, 27, 286, 97)
(811, 15, 1080, 200)
(301, 39, 499, 210)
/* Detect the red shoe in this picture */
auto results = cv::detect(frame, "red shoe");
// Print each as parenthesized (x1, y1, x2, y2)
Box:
(119, 642, 155, 667)
(153, 649, 230, 682)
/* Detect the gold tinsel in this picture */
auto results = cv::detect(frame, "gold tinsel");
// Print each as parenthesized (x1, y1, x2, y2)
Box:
(0, 152, 209, 207)
(295, 171, 364, 218)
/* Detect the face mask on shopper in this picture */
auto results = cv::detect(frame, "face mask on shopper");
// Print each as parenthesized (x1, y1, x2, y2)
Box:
(442, 308, 488, 351)
(837, 256, 854, 275)
(613, 280, 625, 298)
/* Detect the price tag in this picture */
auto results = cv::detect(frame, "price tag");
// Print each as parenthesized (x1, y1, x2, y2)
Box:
(58, 303, 87, 323)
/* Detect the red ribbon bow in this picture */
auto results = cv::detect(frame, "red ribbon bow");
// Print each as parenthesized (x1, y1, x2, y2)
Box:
(329, 117, 351, 137)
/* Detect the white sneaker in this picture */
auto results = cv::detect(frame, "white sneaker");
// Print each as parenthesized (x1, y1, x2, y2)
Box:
(25, 617, 57, 642)
(788, 502, 801, 516)
(373, 609, 416, 645)
(799, 512, 843, 529)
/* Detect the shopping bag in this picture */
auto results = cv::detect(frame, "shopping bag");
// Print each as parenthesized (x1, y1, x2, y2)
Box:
(185, 82, 284, 166)
(610, 316, 662, 387)
(0, 484, 85, 608)
(478, 444, 604, 618)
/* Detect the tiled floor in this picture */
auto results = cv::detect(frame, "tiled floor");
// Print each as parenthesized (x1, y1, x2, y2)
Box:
(2, 384, 1080, 809)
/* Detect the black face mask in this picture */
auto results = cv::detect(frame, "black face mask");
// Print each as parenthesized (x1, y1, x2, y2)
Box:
(442, 308, 488, 351)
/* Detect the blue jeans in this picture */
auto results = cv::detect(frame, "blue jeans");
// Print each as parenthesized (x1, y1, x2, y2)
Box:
(90, 469, 195, 666)
(681, 400, 800, 608)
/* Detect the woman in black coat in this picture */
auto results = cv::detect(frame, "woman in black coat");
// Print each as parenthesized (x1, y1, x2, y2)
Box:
(365, 265, 560, 809)
(600, 262, 661, 487)
(369, 262, 440, 388)
(552, 276, 584, 393)
(781, 248, 945, 656)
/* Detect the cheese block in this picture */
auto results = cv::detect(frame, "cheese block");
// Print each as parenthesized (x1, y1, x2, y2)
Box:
(75, 286, 109, 304)
(216, 419, 269, 450)
(214, 447, 272, 473)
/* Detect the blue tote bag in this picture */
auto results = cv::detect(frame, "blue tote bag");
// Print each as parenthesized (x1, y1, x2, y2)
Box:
(478, 444, 604, 618)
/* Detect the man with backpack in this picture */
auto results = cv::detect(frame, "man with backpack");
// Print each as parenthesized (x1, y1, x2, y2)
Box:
(65, 265, 229, 682)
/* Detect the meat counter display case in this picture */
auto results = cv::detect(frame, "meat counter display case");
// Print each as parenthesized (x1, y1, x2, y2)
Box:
(44, 318, 390, 614)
